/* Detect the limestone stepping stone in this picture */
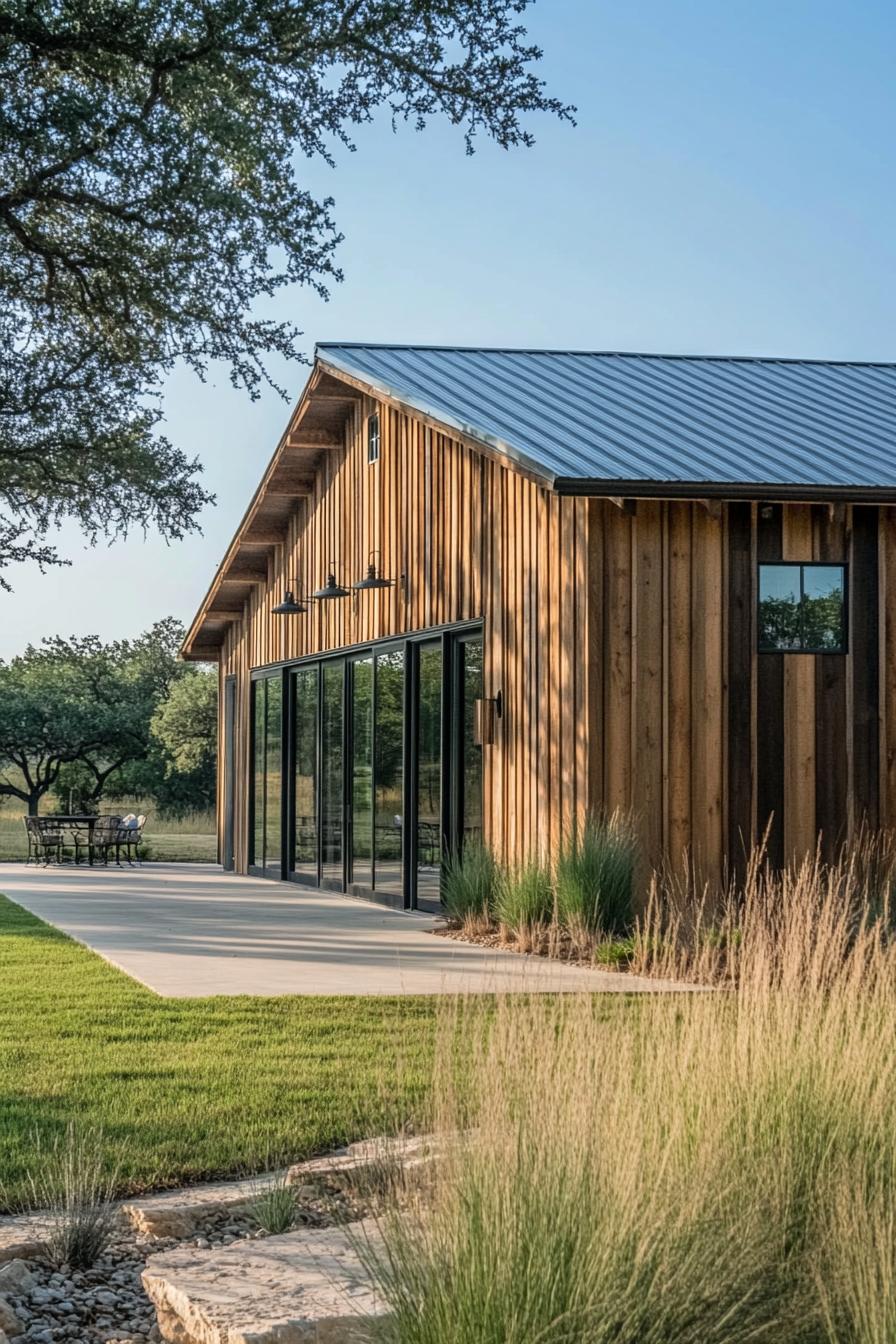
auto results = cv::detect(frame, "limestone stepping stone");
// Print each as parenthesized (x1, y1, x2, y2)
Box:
(123, 1136, 442, 1239)
(287, 1133, 445, 1189)
(122, 1171, 288, 1239)
(0, 1214, 55, 1265)
(142, 1220, 387, 1344)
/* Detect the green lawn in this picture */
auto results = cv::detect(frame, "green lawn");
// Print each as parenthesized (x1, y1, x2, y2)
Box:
(0, 896, 436, 1209)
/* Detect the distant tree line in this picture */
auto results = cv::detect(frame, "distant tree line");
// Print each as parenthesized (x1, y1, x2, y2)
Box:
(0, 618, 216, 816)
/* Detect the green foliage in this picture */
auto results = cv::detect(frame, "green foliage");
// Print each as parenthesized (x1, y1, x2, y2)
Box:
(442, 843, 498, 924)
(593, 936, 637, 969)
(554, 814, 637, 937)
(249, 1175, 299, 1235)
(0, 618, 216, 816)
(0, 0, 571, 577)
(0, 896, 435, 1207)
(494, 860, 553, 933)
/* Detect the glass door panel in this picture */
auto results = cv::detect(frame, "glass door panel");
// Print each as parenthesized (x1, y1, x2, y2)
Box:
(292, 666, 319, 883)
(320, 661, 345, 887)
(374, 649, 404, 896)
(461, 636, 484, 846)
(264, 678, 282, 877)
(351, 656, 373, 889)
(252, 681, 266, 868)
(416, 641, 443, 909)
(250, 675, 283, 876)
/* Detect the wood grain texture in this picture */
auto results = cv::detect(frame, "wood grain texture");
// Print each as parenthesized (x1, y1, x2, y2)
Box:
(215, 376, 895, 884)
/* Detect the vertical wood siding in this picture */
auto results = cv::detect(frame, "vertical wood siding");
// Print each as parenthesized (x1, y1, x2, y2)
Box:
(218, 398, 593, 873)
(216, 400, 896, 884)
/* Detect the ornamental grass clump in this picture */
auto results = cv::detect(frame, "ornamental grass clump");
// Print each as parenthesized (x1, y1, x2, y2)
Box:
(365, 840, 896, 1344)
(493, 860, 554, 949)
(248, 1172, 298, 1235)
(24, 1125, 119, 1269)
(441, 842, 497, 932)
(554, 812, 637, 941)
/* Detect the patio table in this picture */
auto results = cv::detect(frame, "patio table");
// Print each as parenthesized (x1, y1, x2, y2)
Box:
(53, 815, 101, 865)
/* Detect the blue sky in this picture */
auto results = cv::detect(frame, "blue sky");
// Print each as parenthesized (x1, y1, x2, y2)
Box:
(2, 0, 894, 657)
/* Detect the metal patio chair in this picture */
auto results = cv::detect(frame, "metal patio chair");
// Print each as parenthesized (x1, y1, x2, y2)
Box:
(90, 815, 123, 866)
(23, 816, 64, 866)
(117, 814, 147, 866)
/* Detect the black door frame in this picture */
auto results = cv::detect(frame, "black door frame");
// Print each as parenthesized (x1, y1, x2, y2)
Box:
(222, 675, 237, 871)
(251, 620, 482, 905)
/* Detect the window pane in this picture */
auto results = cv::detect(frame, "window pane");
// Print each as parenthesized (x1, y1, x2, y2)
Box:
(802, 566, 845, 651)
(252, 682, 266, 866)
(758, 564, 802, 650)
(375, 649, 404, 895)
(320, 662, 344, 885)
(293, 667, 318, 879)
(351, 656, 373, 888)
(416, 642, 442, 906)
(264, 677, 282, 877)
(462, 637, 484, 846)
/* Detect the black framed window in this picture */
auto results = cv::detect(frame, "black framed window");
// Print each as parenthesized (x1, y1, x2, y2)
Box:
(367, 413, 380, 464)
(758, 563, 847, 653)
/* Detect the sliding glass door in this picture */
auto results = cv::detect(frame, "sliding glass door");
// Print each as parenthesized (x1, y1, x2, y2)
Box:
(292, 665, 319, 884)
(250, 673, 283, 877)
(320, 661, 345, 889)
(266, 623, 482, 906)
(374, 648, 405, 900)
(351, 656, 374, 891)
(415, 641, 443, 912)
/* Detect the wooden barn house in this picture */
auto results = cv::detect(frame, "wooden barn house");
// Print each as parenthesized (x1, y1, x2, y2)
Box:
(182, 344, 896, 909)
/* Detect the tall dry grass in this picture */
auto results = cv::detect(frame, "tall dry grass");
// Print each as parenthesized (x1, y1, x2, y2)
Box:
(364, 835, 896, 1343)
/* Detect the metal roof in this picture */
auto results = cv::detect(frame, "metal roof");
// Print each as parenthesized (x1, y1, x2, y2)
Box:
(316, 343, 896, 495)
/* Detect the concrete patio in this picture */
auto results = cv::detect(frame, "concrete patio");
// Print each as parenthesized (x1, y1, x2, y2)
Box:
(0, 862, 669, 997)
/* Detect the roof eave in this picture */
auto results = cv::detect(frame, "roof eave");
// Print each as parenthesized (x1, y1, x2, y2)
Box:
(552, 477, 896, 503)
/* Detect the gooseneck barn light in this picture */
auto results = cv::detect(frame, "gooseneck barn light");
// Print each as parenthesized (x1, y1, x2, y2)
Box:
(313, 560, 350, 601)
(352, 550, 394, 592)
(272, 585, 310, 616)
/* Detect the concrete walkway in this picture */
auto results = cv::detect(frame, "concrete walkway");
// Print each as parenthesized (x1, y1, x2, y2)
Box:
(0, 862, 668, 998)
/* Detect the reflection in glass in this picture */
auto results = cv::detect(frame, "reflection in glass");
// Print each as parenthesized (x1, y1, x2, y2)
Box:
(375, 649, 404, 895)
(264, 678, 282, 876)
(351, 656, 373, 888)
(803, 566, 845, 650)
(462, 637, 484, 845)
(758, 565, 801, 650)
(320, 662, 344, 885)
(758, 563, 846, 652)
(416, 642, 442, 905)
(292, 667, 318, 879)
(252, 681, 266, 867)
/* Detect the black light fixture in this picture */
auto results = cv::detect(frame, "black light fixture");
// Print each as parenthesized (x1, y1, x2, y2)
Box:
(272, 586, 310, 616)
(352, 549, 394, 592)
(313, 560, 350, 601)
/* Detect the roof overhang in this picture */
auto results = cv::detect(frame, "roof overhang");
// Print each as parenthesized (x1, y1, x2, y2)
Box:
(180, 361, 363, 660)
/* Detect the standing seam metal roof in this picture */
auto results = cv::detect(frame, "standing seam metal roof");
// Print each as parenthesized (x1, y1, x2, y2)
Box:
(316, 343, 896, 491)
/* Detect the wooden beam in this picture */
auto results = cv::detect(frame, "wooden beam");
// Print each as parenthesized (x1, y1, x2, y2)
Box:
(241, 529, 288, 545)
(285, 429, 343, 450)
(205, 610, 244, 622)
(609, 497, 637, 515)
(185, 646, 222, 660)
(219, 573, 266, 587)
(266, 487, 313, 499)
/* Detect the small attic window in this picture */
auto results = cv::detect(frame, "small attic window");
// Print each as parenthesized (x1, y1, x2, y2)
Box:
(367, 413, 380, 464)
